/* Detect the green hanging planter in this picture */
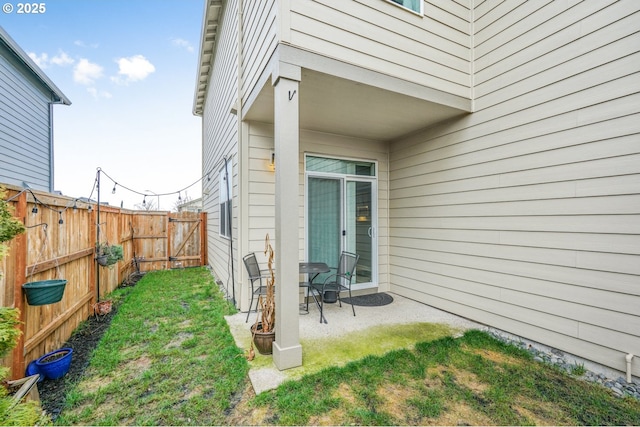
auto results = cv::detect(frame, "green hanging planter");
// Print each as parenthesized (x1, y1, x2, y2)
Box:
(22, 279, 67, 306)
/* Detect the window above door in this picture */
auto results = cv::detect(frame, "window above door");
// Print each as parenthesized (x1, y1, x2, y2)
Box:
(306, 156, 375, 177)
(386, 0, 423, 15)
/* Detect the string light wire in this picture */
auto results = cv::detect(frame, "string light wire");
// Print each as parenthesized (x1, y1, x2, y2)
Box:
(4, 158, 227, 223)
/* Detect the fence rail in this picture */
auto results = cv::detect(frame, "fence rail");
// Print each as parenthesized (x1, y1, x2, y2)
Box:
(0, 184, 207, 379)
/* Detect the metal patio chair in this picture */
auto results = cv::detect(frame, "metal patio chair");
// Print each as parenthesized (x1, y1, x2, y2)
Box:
(309, 251, 360, 323)
(243, 252, 271, 323)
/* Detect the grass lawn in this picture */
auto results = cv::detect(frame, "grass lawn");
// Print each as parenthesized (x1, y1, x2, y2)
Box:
(56, 268, 640, 425)
(241, 332, 640, 425)
(56, 268, 248, 426)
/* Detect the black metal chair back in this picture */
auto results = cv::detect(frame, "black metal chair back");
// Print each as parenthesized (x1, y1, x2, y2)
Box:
(337, 251, 359, 287)
(310, 251, 360, 323)
(243, 253, 262, 282)
(243, 253, 266, 322)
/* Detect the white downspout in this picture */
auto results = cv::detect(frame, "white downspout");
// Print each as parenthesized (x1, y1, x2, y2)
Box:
(49, 103, 55, 192)
(626, 353, 634, 383)
(237, 0, 244, 118)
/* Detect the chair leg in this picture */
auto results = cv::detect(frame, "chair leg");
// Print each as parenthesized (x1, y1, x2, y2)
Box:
(309, 286, 326, 323)
(348, 288, 355, 316)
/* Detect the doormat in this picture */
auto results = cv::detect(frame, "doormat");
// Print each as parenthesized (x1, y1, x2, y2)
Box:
(341, 292, 394, 307)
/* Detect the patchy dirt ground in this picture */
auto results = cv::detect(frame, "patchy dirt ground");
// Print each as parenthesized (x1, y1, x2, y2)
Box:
(224, 382, 262, 425)
(37, 306, 116, 420)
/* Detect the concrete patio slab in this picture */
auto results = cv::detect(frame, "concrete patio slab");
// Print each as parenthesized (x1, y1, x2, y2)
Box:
(225, 292, 482, 394)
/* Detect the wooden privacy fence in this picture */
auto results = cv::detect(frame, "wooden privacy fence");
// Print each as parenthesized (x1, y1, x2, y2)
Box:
(0, 184, 207, 379)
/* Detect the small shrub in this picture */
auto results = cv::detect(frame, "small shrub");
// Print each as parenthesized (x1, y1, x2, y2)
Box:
(0, 308, 50, 425)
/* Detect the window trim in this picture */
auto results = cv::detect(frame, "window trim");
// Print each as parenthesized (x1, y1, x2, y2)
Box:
(385, 0, 423, 16)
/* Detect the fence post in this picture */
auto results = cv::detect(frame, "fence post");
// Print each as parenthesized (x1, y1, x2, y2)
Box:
(89, 207, 96, 307)
(116, 208, 122, 285)
(166, 212, 172, 269)
(11, 191, 27, 380)
(200, 212, 207, 266)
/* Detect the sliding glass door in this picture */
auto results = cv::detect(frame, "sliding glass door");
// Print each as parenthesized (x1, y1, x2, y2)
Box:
(308, 177, 341, 281)
(346, 180, 373, 284)
(306, 156, 377, 287)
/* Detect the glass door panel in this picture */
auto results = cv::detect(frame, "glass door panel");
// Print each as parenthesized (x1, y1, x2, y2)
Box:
(308, 177, 341, 283)
(346, 181, 373, 284)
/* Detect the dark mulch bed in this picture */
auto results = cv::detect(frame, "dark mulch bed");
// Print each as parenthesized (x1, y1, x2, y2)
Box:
(36, 306, 116, 420)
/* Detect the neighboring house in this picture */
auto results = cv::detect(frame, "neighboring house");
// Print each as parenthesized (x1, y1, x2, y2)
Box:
(0, 27, 71, 192)
(177, 197, 203, 213)
(193, 0, 640, 374)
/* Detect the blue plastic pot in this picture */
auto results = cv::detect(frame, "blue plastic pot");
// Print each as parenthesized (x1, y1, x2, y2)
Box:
(35, 348, 73, 380)
(25, 360, 43, 382)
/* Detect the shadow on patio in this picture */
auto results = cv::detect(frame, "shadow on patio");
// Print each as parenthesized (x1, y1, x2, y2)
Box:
(225, 293, 481, 394)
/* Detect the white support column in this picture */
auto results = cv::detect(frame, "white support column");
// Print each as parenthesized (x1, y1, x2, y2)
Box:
(272, 71, 302, 370)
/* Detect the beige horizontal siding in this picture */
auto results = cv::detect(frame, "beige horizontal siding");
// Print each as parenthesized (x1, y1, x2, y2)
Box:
(395, 282, 635, 374)
(390, 215, 640, 235)
(287, 0, 471, 98)
(241, 0, 277, 103)
(389, 0, 640, 375)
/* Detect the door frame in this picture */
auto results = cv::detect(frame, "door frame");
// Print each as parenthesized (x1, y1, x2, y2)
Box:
(304, 154, 378, 290)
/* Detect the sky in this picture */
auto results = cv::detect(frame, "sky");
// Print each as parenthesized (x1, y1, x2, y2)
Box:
(2, 0, 205, 210)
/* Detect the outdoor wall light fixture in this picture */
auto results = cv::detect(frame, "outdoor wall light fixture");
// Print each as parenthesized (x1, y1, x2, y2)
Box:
(268, 152, 275, 171)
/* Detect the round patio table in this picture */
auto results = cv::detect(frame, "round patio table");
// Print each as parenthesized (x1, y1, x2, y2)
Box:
(299, 262, 330, 323)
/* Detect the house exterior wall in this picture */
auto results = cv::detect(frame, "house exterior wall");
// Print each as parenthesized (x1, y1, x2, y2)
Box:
(241, 0, 277, 102)
(287, 0, 472, 98)
(0, 41, 53, 192)
(299, 129, 390, 293)
(388, 0, 640, 375)
(201, 0, 241, 295)
(246, 121, 390, 307)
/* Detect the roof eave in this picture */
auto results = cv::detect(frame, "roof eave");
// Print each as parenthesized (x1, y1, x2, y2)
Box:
(192, 0, 223, 116)
(0, 26, 71, 106)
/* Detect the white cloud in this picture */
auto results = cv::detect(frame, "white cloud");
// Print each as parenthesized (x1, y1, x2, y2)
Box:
(51, 51, 74, 67)
(73, 58, 104, 85)
(111, 55, 156, 85)
(171, 38, 194, 53)
(87, 87, 113, 99)
(29, 50, 74, 69)
(74, 40, 99, 49)
(28, 52, 49, 68)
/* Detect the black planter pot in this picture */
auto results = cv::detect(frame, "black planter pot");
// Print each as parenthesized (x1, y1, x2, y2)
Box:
(323, 291, 338, 304)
